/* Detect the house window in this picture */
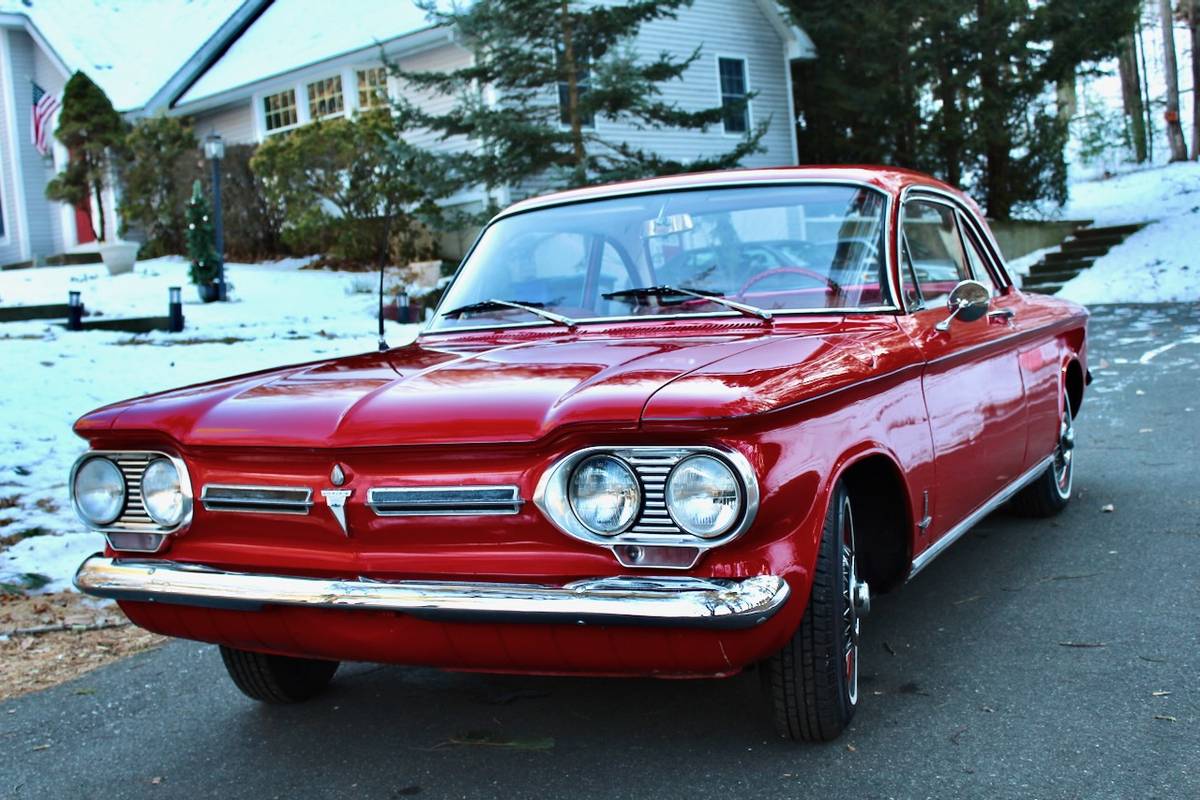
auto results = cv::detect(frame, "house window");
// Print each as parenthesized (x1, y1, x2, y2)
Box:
(357, 67, 389, 109)
(718, 57, 750, 134)
(307, 76, 344, 120)
(557, 50, 594, 128)
(262, 89, 298, 132)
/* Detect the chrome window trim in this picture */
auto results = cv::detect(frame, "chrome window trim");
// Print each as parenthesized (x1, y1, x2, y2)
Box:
(534, 446, 760, 566)
(69, 450, 194, 552)
(200, 484, 314, 515)
(423, 179, 901, 336)
(367, 486, 523, 517)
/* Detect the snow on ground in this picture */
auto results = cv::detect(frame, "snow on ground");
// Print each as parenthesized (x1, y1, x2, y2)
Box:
(0, 257, 418, 592)
(1047, 162, 1200, 305)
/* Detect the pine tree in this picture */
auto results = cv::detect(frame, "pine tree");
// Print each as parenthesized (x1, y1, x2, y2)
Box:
(44, 72, 126, 241)
(186, 180, 219, 287)
(394, 0, 767, 200)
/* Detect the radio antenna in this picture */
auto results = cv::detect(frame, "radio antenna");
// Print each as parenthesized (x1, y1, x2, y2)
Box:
(377, 261, 389, 352)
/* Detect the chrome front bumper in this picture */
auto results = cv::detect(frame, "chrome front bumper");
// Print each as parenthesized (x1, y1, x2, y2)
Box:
(74, 556, 790, 630)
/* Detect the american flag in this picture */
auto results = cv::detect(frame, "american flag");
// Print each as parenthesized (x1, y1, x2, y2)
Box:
(32, 82, 60, 156)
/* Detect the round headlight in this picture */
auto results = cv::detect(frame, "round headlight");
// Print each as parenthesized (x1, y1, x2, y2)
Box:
(141, 458, 185, 527)
(665, 455, 741, 538)
(569, 455, 640, 535)
(73, 458, 125, 526)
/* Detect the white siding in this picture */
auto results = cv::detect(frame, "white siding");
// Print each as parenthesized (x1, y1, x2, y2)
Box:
(0, 30, 22, 265)
(609, 0, 796, 169)
(393, 42, 474, 155)
(192, 102, 257, 144)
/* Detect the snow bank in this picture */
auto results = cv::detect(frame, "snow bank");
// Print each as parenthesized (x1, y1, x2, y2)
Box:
(0, 257, 418, 592)
(1055, 162, 1200, 306)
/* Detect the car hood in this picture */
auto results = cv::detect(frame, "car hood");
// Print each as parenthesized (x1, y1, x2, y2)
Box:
(78, 327, 850, 448)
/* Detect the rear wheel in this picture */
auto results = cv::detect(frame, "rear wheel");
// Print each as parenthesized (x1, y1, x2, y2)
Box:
(1010, 395, 1075, 517)
(763, 480, 869, 741)
(219, 646, 339, 704)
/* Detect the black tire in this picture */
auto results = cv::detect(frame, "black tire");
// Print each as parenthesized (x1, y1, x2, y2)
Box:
(763, 480, 865, 741)
(219, 645, 339, 704)
(1010, 396, 1075, 518)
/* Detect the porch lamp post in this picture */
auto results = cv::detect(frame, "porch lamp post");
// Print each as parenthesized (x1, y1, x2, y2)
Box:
(203, 133, 226, 301)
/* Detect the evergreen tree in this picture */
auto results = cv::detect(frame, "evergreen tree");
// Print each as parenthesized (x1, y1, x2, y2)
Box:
(186, 180, 219, 286)
(119, 115, 198, 255)
(785, 0, 1139, 218)
(394, 0, 766, 200)
(45, 72, 126, 241)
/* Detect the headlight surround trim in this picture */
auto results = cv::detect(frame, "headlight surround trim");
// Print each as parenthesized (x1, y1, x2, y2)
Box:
(68, 451, 194, 548)
(533, 445, 759, 565)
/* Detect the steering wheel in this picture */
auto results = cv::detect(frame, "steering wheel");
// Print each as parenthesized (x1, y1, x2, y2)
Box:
(737, 266, 840, 297)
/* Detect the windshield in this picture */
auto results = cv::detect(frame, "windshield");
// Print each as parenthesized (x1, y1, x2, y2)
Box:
(430, 183, 891, 331)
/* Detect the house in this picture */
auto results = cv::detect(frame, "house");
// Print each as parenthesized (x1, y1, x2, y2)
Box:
(0, 0, 260, 267)
(0, 0, 813, 267)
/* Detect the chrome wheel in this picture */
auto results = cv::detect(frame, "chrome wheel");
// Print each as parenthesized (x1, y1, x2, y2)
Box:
(1053, 402, 1075, 499)
(840, 496, 865, 707)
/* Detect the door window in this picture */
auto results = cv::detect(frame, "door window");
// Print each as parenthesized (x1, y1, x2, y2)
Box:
(901, 200, 970, 309)
(960, 221, 1000, 297)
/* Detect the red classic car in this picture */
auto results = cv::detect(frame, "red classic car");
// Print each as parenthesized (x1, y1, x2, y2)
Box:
(71, 167, 1087, 741)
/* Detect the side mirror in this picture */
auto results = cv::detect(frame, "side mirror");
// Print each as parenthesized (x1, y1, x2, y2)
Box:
(935, 280, 990, 332)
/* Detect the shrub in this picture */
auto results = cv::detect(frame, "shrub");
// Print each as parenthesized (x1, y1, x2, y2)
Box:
(251, 110, 453, 268)
(185, 180, 219, 285)
(119, 116, 197, 256)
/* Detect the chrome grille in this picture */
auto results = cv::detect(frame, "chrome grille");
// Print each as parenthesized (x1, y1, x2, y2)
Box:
(112, 453, 159, 531)
(368, 486, 522, 516)
(625, 452, 686, 536)
(201, 485, 313, 514)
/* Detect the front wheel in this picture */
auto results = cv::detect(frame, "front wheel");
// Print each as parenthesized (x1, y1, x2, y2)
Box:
(219, 646, 339, 704)
(762, 480, 869, 741)
(1010, 395, 1075, 517)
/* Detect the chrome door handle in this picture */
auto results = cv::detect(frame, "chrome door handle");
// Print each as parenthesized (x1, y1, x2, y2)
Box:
(987, 308, 1016, 322)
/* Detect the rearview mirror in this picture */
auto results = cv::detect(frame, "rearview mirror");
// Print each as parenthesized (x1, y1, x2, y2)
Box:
(935, 280, 990, 332)
(643, 213, 694, 238)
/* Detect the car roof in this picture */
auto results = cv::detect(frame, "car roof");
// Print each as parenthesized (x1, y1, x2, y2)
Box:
(496, 165, 972, 220)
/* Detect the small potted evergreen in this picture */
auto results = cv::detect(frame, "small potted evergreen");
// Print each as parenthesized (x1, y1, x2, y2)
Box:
(186, 180, 221, 302)
(45, 72, 139, 274)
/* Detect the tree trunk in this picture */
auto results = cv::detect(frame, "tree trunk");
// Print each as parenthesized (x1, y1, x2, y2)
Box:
(92, 177, 105, 242)
(1138, 21, 1155, 162)
(1056, 73, 1077, 126)
(559, 0, 586, 185)
(1118, 33, 1148, 162)
(977, 0, 1013, 218)
(936, 54, 962, 186)
(1189, 0, 1199, 159)
(1159, 0, 1189, 161)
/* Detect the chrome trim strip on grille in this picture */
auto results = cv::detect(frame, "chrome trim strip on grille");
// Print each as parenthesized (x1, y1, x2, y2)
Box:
(200, 485, 313, 515)
(74, 556, 790, 630)
(69, 451, 194, 553)
(533, 446, 760, 567)
(367, 486, 523, 516)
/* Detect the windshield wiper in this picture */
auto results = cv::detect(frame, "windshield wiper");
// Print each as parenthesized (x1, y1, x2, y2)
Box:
(441, 299, 576, 329)
(603, 285, 772, 322)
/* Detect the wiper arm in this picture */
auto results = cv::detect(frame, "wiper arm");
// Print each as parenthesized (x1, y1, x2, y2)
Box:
(441, 299, 576, 329)
(603, 285, 772, 322)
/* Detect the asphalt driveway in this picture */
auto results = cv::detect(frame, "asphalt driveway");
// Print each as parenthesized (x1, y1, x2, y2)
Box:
(2, 303, 1197, 800)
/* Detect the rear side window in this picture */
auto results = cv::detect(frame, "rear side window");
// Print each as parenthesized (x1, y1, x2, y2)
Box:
(900, 200, 970, 308)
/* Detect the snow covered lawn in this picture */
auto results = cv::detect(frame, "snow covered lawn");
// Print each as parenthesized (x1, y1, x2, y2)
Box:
(0, 257, 418, 592)
(1054, 162, 1200, 305)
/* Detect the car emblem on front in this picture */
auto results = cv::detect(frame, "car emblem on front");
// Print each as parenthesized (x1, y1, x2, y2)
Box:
(322, 489, 353, 536)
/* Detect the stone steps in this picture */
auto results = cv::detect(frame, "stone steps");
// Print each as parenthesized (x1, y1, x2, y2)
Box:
(1021, 222, 1147, 295)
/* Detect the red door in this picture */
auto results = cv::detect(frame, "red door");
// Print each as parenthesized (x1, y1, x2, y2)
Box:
(74, 201, 96, 244)
(897, 197, 1028, 540)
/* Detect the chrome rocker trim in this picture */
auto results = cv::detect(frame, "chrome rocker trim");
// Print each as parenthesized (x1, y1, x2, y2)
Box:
(74, 556, 790, 630)
(907, 455, 1054, 579)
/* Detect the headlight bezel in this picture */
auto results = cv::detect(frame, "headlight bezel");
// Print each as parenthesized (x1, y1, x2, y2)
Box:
(69, 451, 194, 552)
(533, 446, 759, 567)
